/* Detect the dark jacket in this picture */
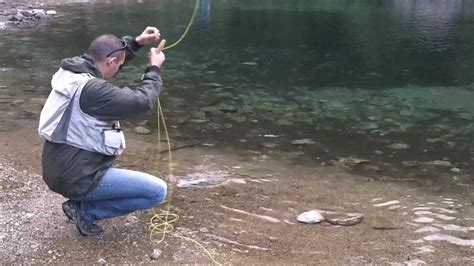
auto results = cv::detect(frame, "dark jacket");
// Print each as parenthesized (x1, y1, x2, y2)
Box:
(42, 36, 162, 198)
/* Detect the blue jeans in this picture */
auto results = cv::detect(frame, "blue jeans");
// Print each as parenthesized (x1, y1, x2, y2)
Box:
(72, 168, 167, 223)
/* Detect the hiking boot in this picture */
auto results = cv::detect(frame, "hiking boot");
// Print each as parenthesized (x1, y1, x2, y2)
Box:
(62, 200, 103, 236)
(62, 200, 77, 221)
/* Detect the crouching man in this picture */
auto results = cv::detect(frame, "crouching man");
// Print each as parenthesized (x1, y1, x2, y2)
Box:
(38, 26, 167, 236)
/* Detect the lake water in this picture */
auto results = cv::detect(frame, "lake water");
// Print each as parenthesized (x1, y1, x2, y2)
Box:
(0, 0, 473, 181)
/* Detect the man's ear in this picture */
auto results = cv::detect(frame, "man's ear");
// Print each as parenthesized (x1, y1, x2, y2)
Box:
(105, 57, 116, 66)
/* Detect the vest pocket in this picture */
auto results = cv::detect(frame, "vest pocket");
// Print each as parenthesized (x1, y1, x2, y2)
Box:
(102, 130, 124, 155)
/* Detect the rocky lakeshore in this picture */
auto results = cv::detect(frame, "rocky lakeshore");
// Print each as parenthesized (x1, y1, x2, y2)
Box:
(0, 1, 57, 29)
(0, 0, 473, 264)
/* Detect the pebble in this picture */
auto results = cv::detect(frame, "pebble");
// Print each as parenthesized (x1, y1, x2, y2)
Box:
(98, 258, 107, 265)
(150, 249, 161, 260)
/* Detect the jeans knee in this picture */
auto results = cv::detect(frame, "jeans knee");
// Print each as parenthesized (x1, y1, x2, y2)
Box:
(150, 180, 167, 205)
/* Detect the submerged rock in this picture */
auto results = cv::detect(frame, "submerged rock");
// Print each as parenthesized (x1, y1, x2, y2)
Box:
(29, 97, 47, 105)
(276, 119, 293, 126)
(423, 160, 453, 168)
(46, 10, 57, 16)
(291, 139, 315, 145)
(387, 143, 410, 150)
(359, 122, 378, 130)
(402, 161, 418, 168)
(297, 210, 325, 224)
(134, 126, 151, 135)
(326, 213, 363, 226)
(262, 142, 278, 149)
(338, 156, 370, 167)
(450, 167, 461, 173)
(189, 119, 207, 123)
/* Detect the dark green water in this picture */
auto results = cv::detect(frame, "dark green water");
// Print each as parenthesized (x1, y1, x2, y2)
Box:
(0, 0, 473, 180)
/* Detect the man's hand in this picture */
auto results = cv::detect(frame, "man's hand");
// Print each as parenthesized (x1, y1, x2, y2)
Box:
(135, 26, 161, 46)
(149, 39, 166, 68)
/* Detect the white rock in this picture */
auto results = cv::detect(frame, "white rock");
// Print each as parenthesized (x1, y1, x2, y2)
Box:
(373, 200, 400, 207)
(46, 10, 57, 16)
(297, 210, 325, 224)
(432, 223, 474, 232)
(423, 233, 474, 247)
(404, 258, 427, 265)
(150, 248, 161, 260)
(413, 217, 434, 224)
(415, 226, 440, 233)
(415, 245, 435, 254)
(414, 211, 456, 221)
(176, 178, 209, 188)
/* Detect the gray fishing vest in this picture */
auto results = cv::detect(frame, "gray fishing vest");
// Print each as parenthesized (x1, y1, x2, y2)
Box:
(38, 67, 126, 156)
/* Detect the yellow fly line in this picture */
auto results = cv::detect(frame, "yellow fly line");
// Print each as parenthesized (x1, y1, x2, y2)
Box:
(148, 0, 222, 264)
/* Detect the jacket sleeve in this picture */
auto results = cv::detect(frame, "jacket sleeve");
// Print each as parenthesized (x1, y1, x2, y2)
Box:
(79, 66, 162, 121)
(122, 35, 142, 64)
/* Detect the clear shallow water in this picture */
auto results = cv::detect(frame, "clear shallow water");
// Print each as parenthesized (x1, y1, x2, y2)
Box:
(0, 0, 473, 179)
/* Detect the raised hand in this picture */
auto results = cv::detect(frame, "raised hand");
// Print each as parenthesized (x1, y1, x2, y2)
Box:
(149, 39, 166, 68)
(135, 26, 161, 46)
